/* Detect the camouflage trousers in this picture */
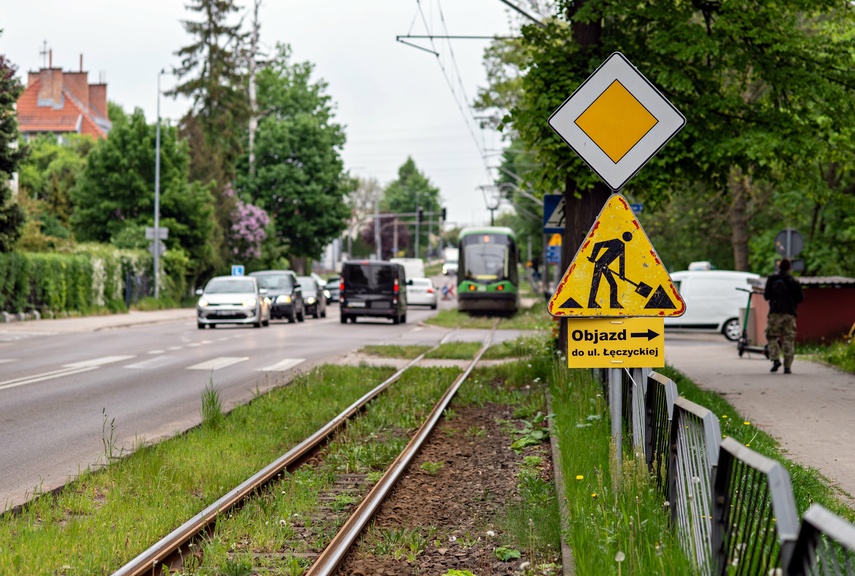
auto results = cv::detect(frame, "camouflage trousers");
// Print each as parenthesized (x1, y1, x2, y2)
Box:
(766, 313, 797, 368)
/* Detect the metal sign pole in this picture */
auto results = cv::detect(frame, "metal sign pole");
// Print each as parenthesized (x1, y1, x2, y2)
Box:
(610, 368, 623, 470)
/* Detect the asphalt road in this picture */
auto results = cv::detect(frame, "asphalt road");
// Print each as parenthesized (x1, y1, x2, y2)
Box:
(0, 299, 466, 511)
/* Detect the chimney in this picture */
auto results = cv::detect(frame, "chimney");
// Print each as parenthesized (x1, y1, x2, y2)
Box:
(89, 83, 107, 120)
(37, 67, 63, 106)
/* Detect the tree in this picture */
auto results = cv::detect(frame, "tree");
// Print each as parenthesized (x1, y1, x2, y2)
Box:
(71, 109, 217, 280)
(489, 0, 855, 274)
(169, 0, 248, 183)
(238, 44, 352, 260)
(382, 157, 441, 259)
(18, 134, 94, 228)
(0, 49, 26, 252)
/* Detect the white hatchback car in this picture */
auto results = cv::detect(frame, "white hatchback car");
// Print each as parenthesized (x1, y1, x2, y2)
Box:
(196, 276, 270, 329)
(406, 277, 438, 309)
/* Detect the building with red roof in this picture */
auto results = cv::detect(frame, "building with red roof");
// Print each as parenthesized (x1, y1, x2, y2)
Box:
(16, 55, 111, 141)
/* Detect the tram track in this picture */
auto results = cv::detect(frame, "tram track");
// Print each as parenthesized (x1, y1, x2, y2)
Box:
(112, 325, 497, 576)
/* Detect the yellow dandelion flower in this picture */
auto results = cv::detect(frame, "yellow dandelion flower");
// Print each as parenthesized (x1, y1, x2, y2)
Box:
(743, 421, 751, 426)
(592, 492, 598, 499)
(722, 415, 728, 419)
(576, 475, 584, 481)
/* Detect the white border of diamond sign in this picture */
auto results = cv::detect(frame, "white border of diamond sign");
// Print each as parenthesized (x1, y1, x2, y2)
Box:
(548, 52, 686, 191)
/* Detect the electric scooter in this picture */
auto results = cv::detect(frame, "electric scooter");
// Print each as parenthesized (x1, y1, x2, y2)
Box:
(735, 287, 769, 358)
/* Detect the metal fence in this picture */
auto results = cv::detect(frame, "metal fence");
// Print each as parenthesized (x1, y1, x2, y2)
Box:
(670, 397, 721, 574)
(609, 369, 855, 576)
(788, 504, 855, 575)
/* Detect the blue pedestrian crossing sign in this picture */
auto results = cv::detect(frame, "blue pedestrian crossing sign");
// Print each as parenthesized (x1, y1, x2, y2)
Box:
(231, 265, 245, 276)
(543, 194, 565, 233)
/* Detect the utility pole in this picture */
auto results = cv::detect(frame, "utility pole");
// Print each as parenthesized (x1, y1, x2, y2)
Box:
(247, 0, 262, 177)
(154, 69, 164, 299)
(393, 217, 398, 256)
(374, 195, 381, 260)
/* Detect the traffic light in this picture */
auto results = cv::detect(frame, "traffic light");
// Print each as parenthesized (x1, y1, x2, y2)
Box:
(441, 207, 447, 220)
(418, 207, 424, 222)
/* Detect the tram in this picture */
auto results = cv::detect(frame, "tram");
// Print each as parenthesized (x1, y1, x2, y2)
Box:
(456, 226, 520, 315)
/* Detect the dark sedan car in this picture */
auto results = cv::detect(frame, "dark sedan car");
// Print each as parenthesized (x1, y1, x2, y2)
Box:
(325, 276, 341, 303)
(297, 276, 327, 319)
(249, 270, 305, 323)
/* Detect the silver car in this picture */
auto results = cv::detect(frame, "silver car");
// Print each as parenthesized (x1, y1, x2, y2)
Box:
(406, 277, 438, 309)
(196, 276, 270, 329)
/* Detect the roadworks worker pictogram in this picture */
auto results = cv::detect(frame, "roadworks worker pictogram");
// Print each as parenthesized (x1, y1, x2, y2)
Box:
(548, 194, 685, 318)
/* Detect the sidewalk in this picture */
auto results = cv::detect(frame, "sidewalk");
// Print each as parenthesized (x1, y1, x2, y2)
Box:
(0, 308, 194, 335)
(665, 334, 855, 509)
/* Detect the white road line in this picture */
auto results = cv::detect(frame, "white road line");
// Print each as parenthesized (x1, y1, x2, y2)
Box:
(148, 350, 165, 355)
(64, 355, 136, 368)
(0, 366, 98, 391)
(0, 355, 134, 391)
(186, 343, 201, 347)
(0, 359, 16, 364)
(125, 356, 176, 370)
(186, 357, 249, 371)
(258, 358, 305, 372)
(168, 346, 182, 351)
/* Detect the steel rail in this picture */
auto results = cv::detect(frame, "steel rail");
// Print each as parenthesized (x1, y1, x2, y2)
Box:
(112, 330, 458, 576)
(305, 323, 497, 575)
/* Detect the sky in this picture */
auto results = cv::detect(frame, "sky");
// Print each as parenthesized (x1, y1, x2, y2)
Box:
(0, 0, 527, 228)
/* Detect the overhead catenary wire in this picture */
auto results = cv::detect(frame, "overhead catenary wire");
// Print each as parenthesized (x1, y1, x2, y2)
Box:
(407, 0, 506, 205)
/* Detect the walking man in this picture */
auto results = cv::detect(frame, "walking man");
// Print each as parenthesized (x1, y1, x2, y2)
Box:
(764, 258, 804, 374)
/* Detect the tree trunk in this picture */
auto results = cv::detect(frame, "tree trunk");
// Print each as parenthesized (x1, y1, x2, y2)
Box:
(558, 0, 605, 353)
(728, 167, 751, 271)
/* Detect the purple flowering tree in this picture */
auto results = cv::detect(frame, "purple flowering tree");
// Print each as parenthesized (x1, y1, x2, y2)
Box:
(225, 185, 269, 261)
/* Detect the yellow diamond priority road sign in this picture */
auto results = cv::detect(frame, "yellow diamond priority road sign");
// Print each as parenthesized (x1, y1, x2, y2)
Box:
(548, 194, 685, 318)
(548, 52, 686, 191)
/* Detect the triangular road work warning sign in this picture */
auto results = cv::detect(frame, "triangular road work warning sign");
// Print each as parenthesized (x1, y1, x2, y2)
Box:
(548, 194, 685, 318)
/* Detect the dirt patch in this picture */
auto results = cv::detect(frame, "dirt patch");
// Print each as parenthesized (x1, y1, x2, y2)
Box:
(335, 403, 560, 575)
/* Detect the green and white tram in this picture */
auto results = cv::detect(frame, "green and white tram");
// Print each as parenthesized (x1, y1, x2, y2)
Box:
(456, 226, 520, 314)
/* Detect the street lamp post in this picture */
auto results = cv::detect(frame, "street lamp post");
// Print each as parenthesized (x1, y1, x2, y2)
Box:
(153, 69, 164, 299)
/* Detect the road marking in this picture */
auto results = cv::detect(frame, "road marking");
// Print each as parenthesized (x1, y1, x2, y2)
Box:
(187, 357, 249, 371)
(186, 343, 201, 347)
(258, 358, 305, 372)
(148, 350, 165, 355)
(64, 355, 136, 368)
(125, 356, 176, 370)
(0, 359, 16, 364)
(0, 355, 135, 391)
(168, 346, 182, 351)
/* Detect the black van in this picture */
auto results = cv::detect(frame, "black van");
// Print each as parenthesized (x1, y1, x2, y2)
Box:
(339, 260, 408, 324)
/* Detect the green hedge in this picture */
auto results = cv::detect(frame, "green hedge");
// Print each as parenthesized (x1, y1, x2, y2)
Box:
(0, 246, 165, 315)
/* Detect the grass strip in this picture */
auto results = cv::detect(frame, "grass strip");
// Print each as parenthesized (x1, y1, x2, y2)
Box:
(0, 365, 396, 575)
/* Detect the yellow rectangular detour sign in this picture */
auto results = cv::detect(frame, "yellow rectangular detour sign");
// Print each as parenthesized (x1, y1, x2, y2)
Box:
(567, 317, 664, 368)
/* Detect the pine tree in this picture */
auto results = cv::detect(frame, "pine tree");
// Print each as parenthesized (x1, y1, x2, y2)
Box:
(169, 0, 249, 184)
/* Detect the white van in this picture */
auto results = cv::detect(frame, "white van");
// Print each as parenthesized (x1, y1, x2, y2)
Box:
(390, 258, 425, 281)
(664, 270, 761, 341)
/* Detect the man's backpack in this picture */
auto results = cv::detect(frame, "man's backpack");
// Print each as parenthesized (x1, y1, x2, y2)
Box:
(772, 277, 791, 306)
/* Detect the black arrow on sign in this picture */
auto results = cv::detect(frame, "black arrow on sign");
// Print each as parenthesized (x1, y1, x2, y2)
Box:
(630, 329, 660, 341)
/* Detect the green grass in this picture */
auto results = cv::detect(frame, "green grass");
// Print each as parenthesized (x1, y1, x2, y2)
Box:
(0, 365, 399, 575)
(549, 363, 696, 575)
(361, 344, 430, 359)
(796, 340, 855, 374)
(423, 298, 551, 332)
